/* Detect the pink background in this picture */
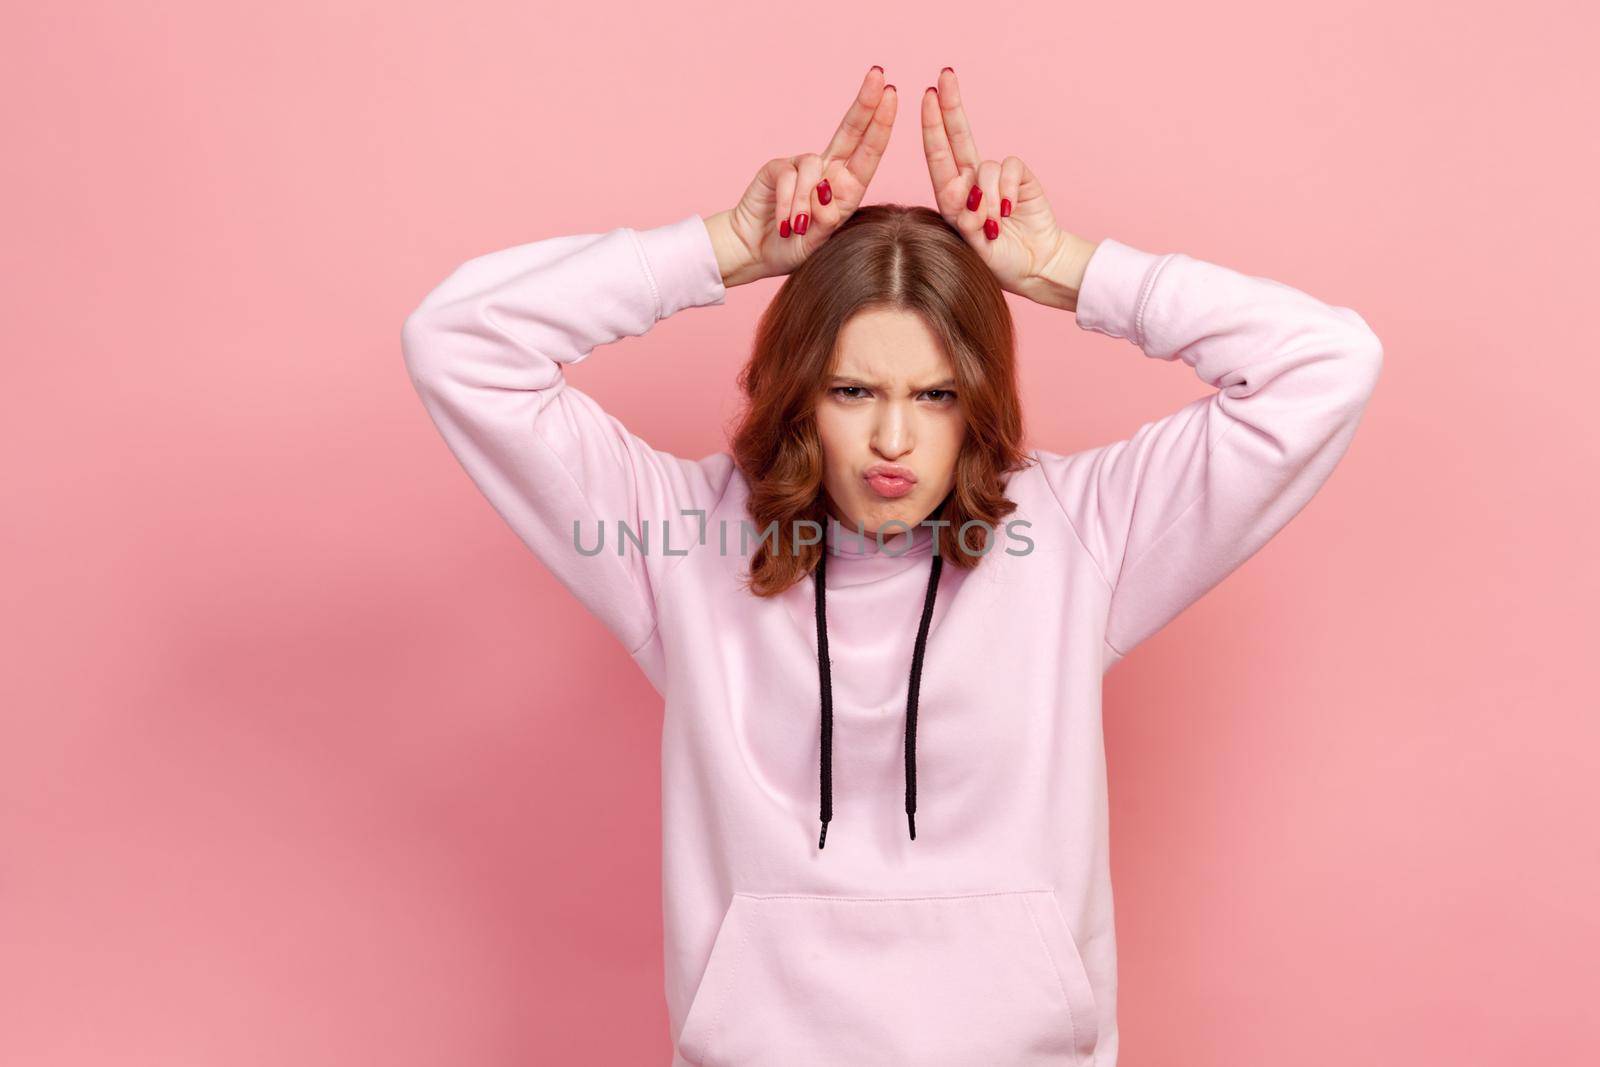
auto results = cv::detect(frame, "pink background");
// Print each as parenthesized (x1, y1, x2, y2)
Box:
(4, 2, 1596, 1063)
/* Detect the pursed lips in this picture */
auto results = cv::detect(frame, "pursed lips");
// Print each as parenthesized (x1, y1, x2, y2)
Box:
(863, 465, 918, 498)
(863, 463, 917, 483)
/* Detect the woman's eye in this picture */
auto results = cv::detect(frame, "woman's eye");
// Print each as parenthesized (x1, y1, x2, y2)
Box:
(829, 386, 955, 403)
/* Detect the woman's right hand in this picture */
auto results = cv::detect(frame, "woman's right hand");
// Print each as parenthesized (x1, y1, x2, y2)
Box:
(703, 67, 897, 288)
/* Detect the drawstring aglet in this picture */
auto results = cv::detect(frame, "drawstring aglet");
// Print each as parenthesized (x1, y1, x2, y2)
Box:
(907, 811, 916, 840)
(818, 821, 829, 849)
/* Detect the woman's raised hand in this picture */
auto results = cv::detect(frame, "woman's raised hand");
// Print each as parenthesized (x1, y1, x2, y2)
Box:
(920, 68, 1099, 311)
(704, 68, 897, 288)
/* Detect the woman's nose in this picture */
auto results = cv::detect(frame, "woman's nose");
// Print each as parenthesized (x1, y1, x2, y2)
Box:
(872, 406, 912, 457)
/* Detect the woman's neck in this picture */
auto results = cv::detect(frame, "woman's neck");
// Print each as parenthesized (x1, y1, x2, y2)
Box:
(823, 513, 933, 558)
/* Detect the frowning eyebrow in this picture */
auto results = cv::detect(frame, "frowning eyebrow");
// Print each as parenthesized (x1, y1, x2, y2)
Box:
(828, 375, 957, 391)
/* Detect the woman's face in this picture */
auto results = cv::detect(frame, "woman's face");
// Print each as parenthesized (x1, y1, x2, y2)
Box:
(815, 307, 967, 542)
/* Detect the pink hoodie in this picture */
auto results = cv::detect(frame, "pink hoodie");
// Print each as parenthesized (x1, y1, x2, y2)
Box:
(401, 213, 1382, 1066)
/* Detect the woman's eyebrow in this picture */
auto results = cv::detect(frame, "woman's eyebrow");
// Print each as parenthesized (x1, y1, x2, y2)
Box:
(828, 375, 957, 390)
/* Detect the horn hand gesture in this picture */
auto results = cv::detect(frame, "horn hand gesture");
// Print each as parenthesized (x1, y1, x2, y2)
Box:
(705, 67, 897, 289)
(920, 69, 1100, 311)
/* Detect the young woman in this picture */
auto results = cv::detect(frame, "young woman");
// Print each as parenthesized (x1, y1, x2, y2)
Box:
(402, 66, 1381, 1067)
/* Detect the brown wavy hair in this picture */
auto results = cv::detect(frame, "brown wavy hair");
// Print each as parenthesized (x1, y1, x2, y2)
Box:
(730, 203, 1030, 597)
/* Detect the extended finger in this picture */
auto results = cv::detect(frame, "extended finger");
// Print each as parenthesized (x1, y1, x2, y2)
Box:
(935, 67, 981, 172)
(920, 85, 962, 210)
(822, 66, 888, 165)
(840, 85, 897, 201)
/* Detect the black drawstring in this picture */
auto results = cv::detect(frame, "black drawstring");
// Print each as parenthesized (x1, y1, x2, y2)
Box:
(904, 548, 942, 840)
(815, 536, 944, 849)
(815, 544, 834, 849)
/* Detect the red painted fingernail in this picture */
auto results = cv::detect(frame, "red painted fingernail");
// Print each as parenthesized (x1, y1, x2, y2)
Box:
(1000, 197, 1012, 218)
(779, 218, 791, 238)
(794, 213, 809, 235)
(871, 65, 883, 72)
(817, 180, 832, 205)
(885, 84, 895, 92)
(984, 218, 999, 240)
(942, 66, 954, 74)
(966, 185, 982, 211)
(926, 86, 937, 95)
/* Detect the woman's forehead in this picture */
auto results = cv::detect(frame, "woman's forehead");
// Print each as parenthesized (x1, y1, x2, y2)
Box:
(832, 308, 952, 382)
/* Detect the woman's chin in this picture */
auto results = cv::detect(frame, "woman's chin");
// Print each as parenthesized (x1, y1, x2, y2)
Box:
(843, 499, 927, 537)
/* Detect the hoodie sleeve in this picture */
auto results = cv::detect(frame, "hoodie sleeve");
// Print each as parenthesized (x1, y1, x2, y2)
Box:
(400, 214, 733, 659)
(1038, 238, 1384, 665)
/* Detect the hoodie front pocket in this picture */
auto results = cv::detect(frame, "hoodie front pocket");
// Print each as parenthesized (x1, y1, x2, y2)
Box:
(675, 888, 1098, 1067)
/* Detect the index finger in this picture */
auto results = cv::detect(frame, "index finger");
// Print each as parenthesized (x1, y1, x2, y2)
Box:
(920, 85, 961, 193)
(934, 67, 981, 171)
(838, 87, 896, 192)
(821, 66, 890, 165)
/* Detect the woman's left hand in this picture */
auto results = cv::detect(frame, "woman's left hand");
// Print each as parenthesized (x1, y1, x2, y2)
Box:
(920, 69, 1099, 312)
